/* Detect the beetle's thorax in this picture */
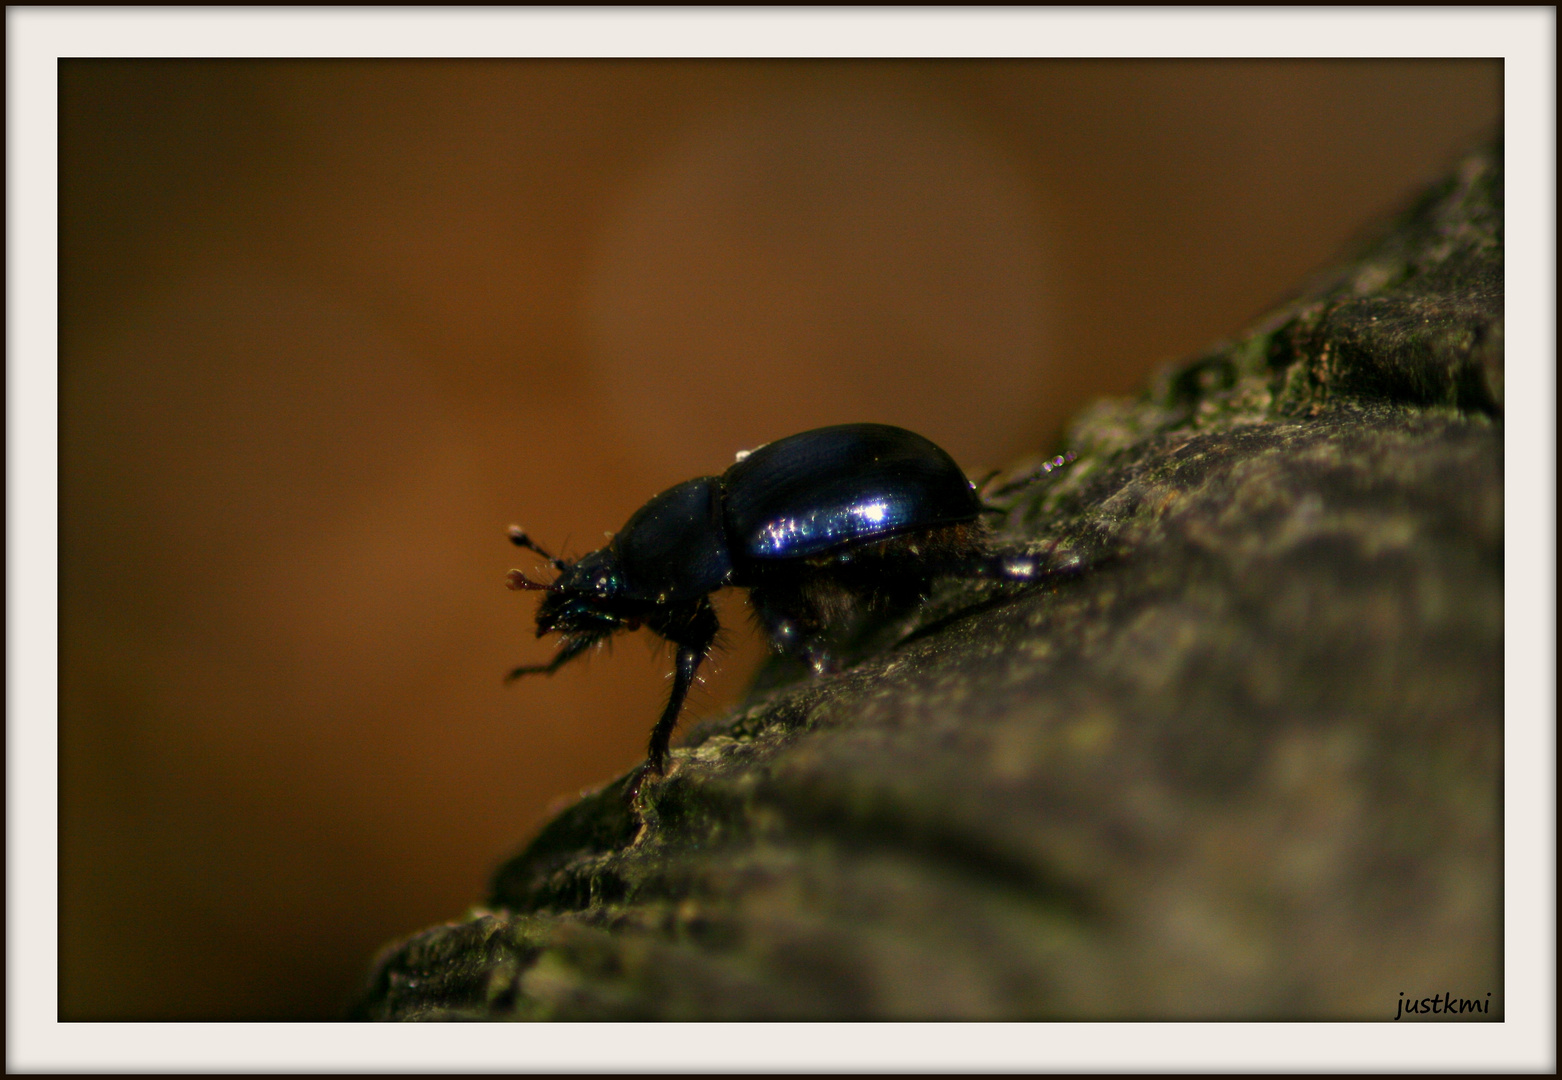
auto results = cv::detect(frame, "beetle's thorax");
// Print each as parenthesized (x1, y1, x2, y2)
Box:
(608, 476, 734, 604)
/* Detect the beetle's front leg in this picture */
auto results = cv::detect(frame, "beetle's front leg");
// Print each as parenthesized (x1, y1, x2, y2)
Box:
(626, 648, 706, 804)
(626, 597, 719, 804)
(644, 642, 705, 777)
(505, 632, 598, 683)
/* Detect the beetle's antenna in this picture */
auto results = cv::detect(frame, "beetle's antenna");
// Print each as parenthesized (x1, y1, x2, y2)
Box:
(508, 525, 570, 572)
(506, 568, 550, 592)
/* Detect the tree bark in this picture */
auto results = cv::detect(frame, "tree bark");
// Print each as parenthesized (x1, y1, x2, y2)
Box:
(359, 135, 1503, 1021)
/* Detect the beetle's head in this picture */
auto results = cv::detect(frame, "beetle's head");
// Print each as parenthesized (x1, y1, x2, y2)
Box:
(510, 545, 637, 638)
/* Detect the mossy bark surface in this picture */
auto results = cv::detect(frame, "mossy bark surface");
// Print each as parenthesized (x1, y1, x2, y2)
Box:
(359, 138, 1503, 1021)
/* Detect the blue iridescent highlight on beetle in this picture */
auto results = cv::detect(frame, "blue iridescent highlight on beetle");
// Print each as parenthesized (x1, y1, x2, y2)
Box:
(751, 495, 920, 557)
(722, 424, 982, 561)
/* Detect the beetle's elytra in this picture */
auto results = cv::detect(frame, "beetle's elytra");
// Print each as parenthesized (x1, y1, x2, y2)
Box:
(506, 423, 1069, 790)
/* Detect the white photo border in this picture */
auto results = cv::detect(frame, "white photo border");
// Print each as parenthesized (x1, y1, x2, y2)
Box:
(8, 6, 1553, 1072)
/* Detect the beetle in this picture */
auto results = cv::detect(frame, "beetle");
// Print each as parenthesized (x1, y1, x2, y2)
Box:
(505, 423, 1074, 791)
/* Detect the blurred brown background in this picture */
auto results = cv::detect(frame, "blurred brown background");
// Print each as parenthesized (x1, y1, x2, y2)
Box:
(59, 59, 1499, 1020)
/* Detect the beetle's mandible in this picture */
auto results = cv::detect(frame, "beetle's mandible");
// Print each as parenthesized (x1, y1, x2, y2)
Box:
(505, 423, 1071, 792)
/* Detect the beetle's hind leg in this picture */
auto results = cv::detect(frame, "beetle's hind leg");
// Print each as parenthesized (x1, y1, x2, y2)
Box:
(966, 544, 1105, 586)
(978, 450, 1078, 504)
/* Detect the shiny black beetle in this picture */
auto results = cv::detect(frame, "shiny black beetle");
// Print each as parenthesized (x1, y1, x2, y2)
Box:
(506, 423, 1069, 786)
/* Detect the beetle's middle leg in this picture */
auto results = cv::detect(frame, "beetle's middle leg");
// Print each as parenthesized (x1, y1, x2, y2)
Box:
(747, 578, 849, 676)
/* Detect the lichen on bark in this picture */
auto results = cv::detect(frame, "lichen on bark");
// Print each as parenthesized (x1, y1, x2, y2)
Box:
(359, 136, 1503, 1021)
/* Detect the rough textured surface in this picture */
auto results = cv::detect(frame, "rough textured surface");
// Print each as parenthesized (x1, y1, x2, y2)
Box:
(358, 137, 1503, 1021)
